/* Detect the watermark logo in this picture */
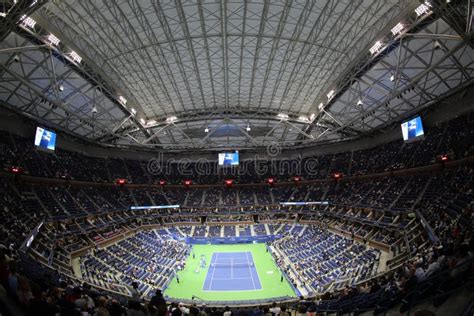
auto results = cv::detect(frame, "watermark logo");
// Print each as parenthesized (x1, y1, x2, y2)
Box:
(266, 142, 282, 158)
(144, 150, 320, 178)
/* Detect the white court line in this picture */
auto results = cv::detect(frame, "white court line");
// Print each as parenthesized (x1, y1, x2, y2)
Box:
(211, 277, 253, 280)
(208, 253, 217, 290)
(230, 258, 233, 280)
(245, 251, 257, 290)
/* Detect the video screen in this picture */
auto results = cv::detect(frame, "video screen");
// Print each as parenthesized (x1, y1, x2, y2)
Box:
(34, 127, 56, 151)
(401, 116, 424, 142)
(218, 151, 239, 166)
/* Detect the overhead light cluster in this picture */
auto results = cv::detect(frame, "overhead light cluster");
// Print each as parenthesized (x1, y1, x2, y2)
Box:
(326, 90, 335, 100)
(367, 2, 433, 59)
(69, 50, 82, 64)
(415, 2, 432, 16)
(369, 41, 383, 55)
(166, 116, 177, 123)
(118, 95, 127, 105)
(47, 33, 60, 46)
(19, 15, 84, 67)
(16, 14, 151, 130)
(391, 22, 404, 36)
(277, 113, 289, 120)
(20, 15, 36, 29)
(298, 116, 309, 122)
(314, 1, 431, 119)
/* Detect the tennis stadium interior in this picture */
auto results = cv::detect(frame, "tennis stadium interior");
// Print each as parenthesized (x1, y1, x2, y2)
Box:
(0, 0, 473, 315)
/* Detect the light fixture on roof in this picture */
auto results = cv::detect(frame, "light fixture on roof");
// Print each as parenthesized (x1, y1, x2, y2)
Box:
(130, 108, 137, 115)
(415, 2, 432, 16)
(369, 41, 383, 55)
(147, 120, 156, 126)
(391, 22, 404, 36)
(20, 15, 36, 29)
(204, 127, 209, 133)
(118, 95, 127, 105)
(310, 113, 316, 120)
(47, 33, 60, 46)
(140, 118, 146, 125)
(318, 102, 325, 110)
(246, 124, 251, 132)
(166, 116, 177, 123)
(58, 84, 64, 92)
(327, 90, 335, 100)
(69, 51, 82, 64)
(277, 113, 289, 120)
(299, 116, 309, 122)
(390, 74, 395, 82)
(357, 100, 363, 106)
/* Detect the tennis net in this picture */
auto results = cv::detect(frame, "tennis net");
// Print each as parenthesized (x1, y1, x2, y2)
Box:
(210, 262, 254, 269)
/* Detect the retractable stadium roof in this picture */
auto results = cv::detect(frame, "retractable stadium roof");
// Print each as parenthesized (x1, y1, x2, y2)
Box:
(0, 0, 473, 152)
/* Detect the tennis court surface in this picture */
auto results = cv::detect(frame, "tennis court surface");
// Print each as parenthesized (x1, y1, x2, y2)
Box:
(203, 251, 262, 291)
(163, 243, 296, 301)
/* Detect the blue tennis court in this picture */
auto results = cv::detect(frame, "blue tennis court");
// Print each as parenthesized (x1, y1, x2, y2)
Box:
(202, 252, 262, 291)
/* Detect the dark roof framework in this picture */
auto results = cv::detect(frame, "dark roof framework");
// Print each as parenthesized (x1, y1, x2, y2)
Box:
(0, 0, 473, 152)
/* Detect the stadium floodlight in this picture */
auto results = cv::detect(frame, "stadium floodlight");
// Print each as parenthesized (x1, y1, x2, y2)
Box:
(299, 116, 309, 122)
(140, 118, 146, 124)
(130, 108, 136, 115)
(118, 95, 127, 105)
(310, 113, 316, 120)
(147, 120, 156, 126)
(58, 84, 64, 92)
(415, 2, 431, 16)
(20, 15, 36, 29)
(369, 41, 383, 55)
(391, 22, 404, 36)
(357, 100, 363, 106)
(246, 124, 251, 132)
(47, 33, 60, 46)
(390, 74, 395, 82)
(69, 51, 82, 64)
(204, 127, 209, 133)
(318, 102, 325, 110)
(277, 113, 289, 120)
(327, 90, 335, 100)
(166, 116, 177, 123)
